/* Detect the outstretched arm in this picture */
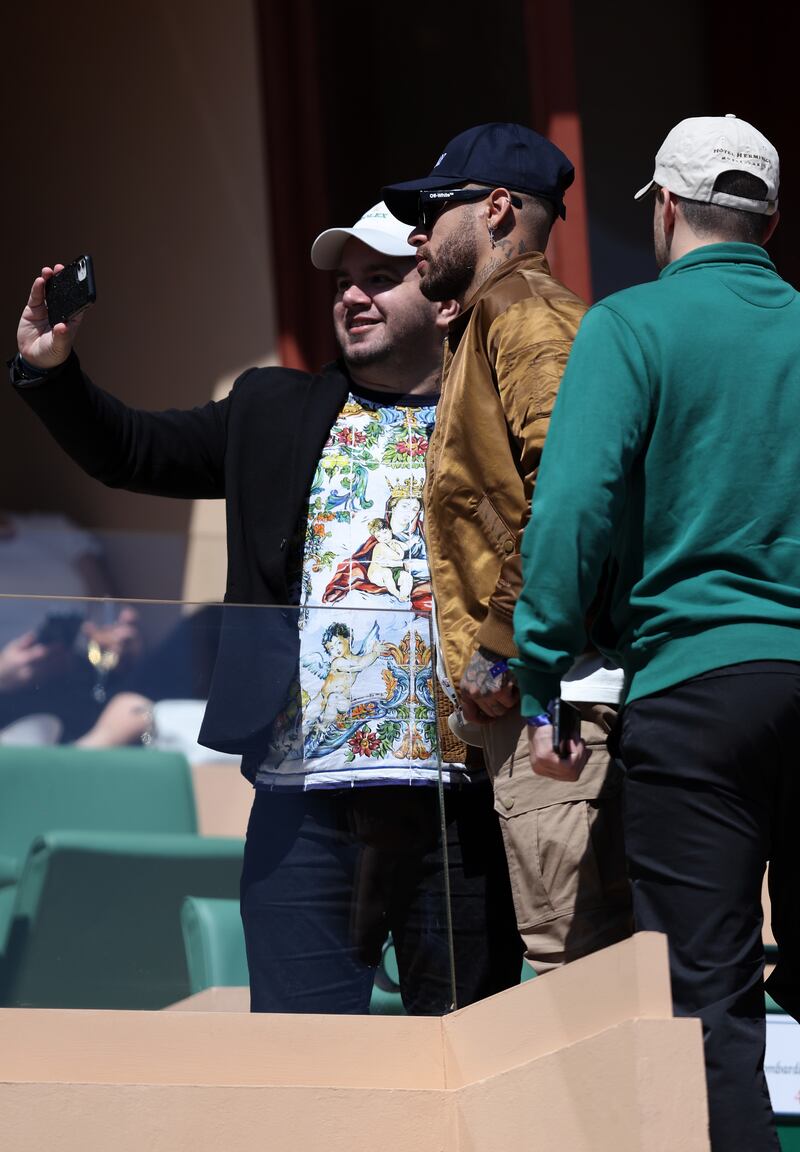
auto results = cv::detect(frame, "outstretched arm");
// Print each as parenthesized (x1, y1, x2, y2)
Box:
(11, 265, 231, 500)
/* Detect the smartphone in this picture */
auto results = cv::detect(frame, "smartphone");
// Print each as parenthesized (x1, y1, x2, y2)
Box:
(551, 698, 581, 758)
(34, 610, 86, 648)
(45, 255, 96, 327)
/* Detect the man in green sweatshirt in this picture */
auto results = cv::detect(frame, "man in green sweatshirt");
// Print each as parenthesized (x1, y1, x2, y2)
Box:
(512, 114, 798, 1152)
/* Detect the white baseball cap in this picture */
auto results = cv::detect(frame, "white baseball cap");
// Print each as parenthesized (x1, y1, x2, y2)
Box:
(634, 114, 779, 215)
(310, 202, 415, 269)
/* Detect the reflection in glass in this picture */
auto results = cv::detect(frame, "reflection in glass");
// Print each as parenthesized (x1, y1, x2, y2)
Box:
(0, 596, 522, 1017)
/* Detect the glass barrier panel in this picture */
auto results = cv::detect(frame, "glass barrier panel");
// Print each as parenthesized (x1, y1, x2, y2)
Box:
(0, 594, 509, 1017)
(0, 519, 191, 605)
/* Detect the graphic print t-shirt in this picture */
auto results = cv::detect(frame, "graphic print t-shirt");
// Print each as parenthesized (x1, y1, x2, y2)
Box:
(250, 386, 468, 791)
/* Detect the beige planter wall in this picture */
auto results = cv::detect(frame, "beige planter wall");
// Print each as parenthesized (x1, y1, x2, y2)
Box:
(455, 1021, 707, 1152)
(190, 761, 252, 838)
(0, 934, 710, 1152)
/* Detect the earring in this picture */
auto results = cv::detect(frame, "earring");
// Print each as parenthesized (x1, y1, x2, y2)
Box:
(488, 225, 496, 249)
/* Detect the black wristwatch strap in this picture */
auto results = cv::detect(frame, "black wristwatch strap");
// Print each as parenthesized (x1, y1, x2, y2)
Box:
(8, 353, 52, 386)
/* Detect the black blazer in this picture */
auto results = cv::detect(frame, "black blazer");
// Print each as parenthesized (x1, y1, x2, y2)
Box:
(15, 353, 352, 758)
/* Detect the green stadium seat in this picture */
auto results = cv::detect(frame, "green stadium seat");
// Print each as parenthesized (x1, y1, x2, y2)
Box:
(369, 936, 405, 1016)
(0, 829, 243, 1010)
(179, 895, 406, 1014)
(180, 896, 248, 994)
(0, 745, 198, 952)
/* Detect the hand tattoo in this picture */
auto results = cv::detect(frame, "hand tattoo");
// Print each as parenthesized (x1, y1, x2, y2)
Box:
(462, 649, 503, 698)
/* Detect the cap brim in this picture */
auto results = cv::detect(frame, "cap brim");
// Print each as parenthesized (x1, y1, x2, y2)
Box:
(634, 179, 655, 201)
(310, 226, 414, 270)
(381, 174, 464, 226)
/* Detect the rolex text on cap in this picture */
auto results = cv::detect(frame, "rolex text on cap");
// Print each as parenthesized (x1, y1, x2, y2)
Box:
(310, 202, 415, 269)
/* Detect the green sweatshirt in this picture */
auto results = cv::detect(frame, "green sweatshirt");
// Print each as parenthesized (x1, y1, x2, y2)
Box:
(511, 242, 800, 717)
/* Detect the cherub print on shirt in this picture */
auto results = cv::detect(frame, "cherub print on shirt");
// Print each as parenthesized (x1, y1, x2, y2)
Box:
(301, 618, 387, 758)
(364, 521, 411, 601)
(253, 388, 464, 790)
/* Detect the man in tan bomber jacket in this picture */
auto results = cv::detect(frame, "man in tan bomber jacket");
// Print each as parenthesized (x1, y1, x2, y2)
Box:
(383, 123, 633, 972)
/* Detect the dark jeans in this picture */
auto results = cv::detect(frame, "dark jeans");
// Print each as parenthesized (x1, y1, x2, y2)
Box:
(240, 778, 523, 1015)
(616, 661, 800, 1152)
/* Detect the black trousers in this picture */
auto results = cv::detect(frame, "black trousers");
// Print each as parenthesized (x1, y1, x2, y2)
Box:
(616, 661, 800, 1152)
(240, 778, 523, 1015)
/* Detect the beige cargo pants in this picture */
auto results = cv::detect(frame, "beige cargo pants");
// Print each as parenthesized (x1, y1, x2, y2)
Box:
(479, 702, 633, 974)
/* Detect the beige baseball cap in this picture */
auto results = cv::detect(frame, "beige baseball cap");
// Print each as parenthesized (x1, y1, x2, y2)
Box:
(310, 202, 414, 269)
(634, 114, 779, 215)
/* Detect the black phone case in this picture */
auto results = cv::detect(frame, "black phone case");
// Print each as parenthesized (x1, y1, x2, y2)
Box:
(45, 256, 96, 326)
(35, 610, 86, 647)
(551, 698, 581, 755)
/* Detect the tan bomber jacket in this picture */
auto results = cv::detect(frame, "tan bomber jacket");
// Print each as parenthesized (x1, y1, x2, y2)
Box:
(425, 250, 587, 695)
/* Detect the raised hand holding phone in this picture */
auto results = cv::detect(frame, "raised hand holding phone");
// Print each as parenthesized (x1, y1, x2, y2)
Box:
(16, 256, 96, 372)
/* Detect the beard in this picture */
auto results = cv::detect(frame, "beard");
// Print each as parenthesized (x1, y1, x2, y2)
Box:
(418, 225, 478, 302)
(653, 211, 670, 270)
(339, 336, 392, 368)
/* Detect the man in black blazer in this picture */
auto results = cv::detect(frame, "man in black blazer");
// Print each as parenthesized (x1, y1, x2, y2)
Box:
(9, 203, 524, 1015)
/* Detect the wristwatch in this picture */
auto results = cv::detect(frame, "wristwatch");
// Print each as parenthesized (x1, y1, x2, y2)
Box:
(8, 353, 51, 386)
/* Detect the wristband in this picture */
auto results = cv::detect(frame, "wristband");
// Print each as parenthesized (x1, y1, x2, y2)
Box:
(526, 713, 552, 728)
(8, 353, 51, 387)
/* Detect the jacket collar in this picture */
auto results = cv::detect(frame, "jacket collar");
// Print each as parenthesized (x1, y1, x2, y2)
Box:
(660, 242, 776, 281)
(449, 251, 551, 343)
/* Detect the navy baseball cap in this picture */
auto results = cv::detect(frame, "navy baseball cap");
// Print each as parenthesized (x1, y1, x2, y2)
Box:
(382, 122, 575, 225)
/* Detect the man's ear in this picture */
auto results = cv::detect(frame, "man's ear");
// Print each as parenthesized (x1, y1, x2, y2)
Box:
(487, 187, 516, 226)
(437, 299, 460, 326)
(660, 187, 678, 232)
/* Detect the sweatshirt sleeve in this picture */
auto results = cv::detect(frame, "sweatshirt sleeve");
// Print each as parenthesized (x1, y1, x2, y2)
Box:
(510, 303, 653, 715)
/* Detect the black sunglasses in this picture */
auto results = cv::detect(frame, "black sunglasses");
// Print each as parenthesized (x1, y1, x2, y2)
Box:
(416, 187, 523, 232)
